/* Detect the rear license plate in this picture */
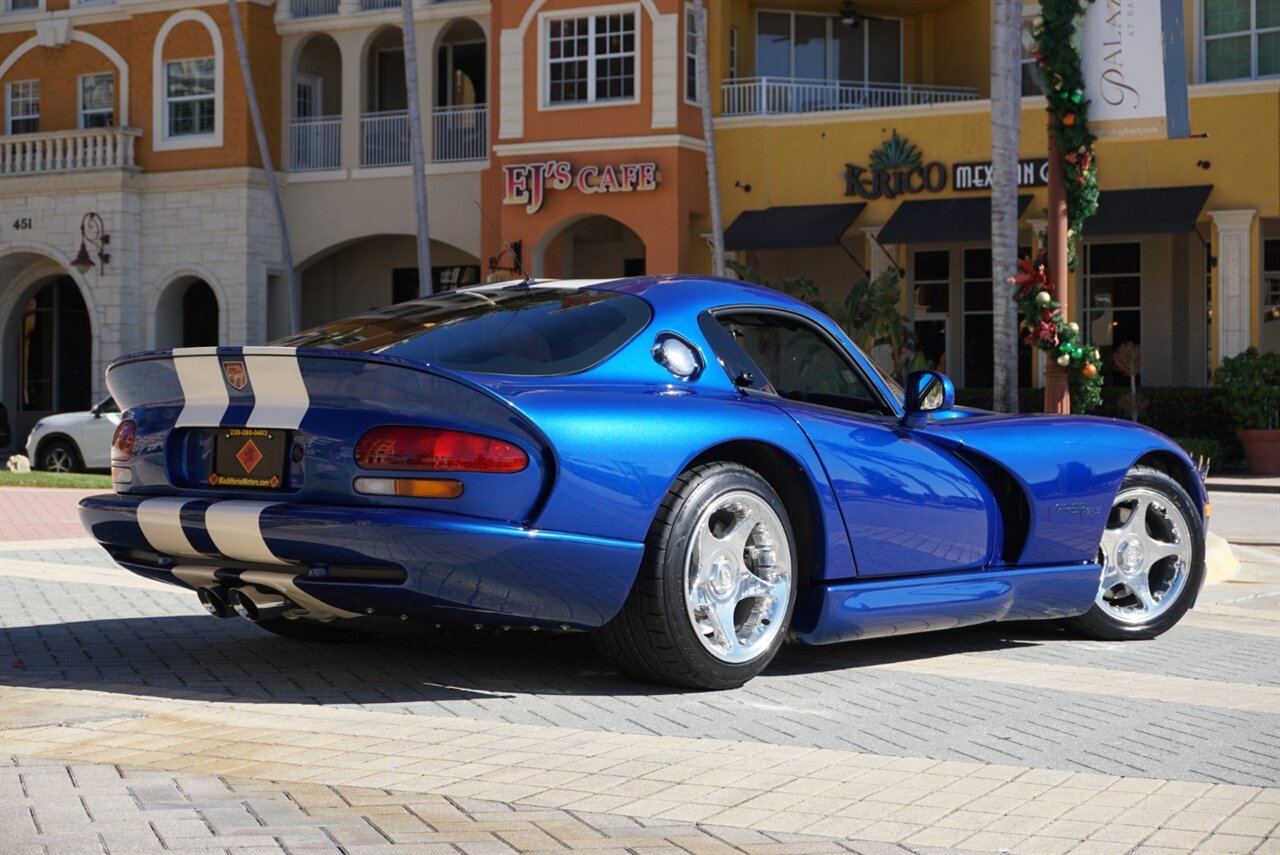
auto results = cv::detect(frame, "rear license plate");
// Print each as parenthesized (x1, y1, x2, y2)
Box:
(212, 428, 286, 489)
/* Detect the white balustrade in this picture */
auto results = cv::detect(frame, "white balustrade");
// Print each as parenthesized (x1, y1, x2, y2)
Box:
(290, 116, 341, 171)
(721, 77, 980, 117)
(290, 0, 338, 17)
(432, 104, 487, 163)
(1, 127, 141, 176)
(361, 110, 410, 167)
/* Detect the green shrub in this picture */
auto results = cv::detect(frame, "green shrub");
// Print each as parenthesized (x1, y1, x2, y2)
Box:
(1173, 437, 1226, 473)
(1214, 347, 1280, 430)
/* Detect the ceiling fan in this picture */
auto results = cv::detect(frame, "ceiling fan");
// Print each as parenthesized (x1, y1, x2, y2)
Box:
(837, 0, 889, 28)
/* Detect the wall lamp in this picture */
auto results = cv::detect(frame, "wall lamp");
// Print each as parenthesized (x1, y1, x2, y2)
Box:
(71, 212, 110, 275)
(488, 239, 523, 276)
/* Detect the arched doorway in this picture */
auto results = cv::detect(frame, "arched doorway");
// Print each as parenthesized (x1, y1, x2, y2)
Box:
(537, 215, 646, 279)
(155, 277, 220, 350)
(292, 33, 343, 171)
(2, 274, 92, 450)
(299, 235, 481, 328)
(434, 19, 486, 162)
(362, 27, 407, 167)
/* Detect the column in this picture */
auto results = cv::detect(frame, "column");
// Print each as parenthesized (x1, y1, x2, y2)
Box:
(1209, 209, 1257, 361)
(338, 31, 363, 171)
(863, 226, 899, 373)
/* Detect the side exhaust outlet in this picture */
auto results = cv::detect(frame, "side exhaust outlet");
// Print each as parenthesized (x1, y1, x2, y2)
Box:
(230, 586, 289, 622)
(197, 585, 234, 619)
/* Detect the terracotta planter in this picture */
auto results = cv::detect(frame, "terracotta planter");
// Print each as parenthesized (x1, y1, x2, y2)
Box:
(1237, 429, 1280, 476)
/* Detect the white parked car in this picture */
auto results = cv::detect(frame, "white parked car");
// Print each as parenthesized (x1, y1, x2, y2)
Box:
(26, 397, 121, 472)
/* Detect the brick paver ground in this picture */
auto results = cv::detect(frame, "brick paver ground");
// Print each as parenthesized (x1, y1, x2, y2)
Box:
(0, 488, 98, 542)
(2, 487, 1277, 854)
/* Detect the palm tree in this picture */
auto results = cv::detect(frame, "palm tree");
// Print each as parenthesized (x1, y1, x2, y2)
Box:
(694, 0, 725, 277)
(400, 0, 433, 296)
(227, 0, 299, 332)
(990, 0, 1021, 412)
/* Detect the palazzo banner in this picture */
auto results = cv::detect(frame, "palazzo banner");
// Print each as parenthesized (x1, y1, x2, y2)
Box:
(1081, 0, 1190, 141)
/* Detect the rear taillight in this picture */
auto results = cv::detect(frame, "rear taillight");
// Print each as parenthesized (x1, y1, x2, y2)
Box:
(355, 426, 528, 474)
(111, 420, 136, 462)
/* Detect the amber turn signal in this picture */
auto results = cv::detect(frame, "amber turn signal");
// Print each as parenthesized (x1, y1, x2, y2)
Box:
(353, 477, 464, 499)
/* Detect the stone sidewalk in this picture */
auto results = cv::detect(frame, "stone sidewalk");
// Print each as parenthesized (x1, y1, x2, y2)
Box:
(2, 487, 1277, 854)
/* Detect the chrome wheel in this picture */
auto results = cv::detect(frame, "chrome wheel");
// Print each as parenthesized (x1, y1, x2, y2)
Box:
(1096, 486, 1193, 625)
(683, 490, 792, 664)
(44, 445, 76, 472)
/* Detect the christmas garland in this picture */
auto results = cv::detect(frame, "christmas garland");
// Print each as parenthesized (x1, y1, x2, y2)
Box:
(1031, 0, 1099, 271)
(1010, 0, 1102, 413)
(1012, 253, 1104, 412)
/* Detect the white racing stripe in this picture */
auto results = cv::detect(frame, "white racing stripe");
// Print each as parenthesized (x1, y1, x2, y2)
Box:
(205, 501, 291, 565)
(172, 348, 229, 427)
(137, 497, 204, 558)
(244, 347, 310, 429)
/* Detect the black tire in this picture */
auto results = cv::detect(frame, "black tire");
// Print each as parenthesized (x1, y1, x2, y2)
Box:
(254, 617, 376, 643)
(1063, 465, 1205, 641)
(595, 462, 798, 690)
(39, 439, 82, 473)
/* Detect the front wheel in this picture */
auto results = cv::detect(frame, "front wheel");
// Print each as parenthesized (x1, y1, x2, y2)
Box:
(1064, 465, 1205, 640)
(595, 462, 797, 690)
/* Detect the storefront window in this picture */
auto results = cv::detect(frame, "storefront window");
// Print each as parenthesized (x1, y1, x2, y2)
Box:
(754, 11, 902, 84)
(1263, 237, 1280, 353)
(913, 250, 949, 375)
(962, 248, 1033, 390)
(1084, 242, 1142, 384)
(1202, 0, 1279, 81)
(546, 13, 636, 105)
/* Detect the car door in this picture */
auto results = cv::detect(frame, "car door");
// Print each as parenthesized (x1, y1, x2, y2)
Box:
(82, 397, 122, 469)
(704, 309, 993, 578)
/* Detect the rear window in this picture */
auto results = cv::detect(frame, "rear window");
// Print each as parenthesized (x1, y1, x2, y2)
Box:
(274, 287, 651, 376)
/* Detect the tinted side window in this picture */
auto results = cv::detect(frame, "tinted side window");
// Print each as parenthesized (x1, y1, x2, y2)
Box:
(716, 312, 881, 413)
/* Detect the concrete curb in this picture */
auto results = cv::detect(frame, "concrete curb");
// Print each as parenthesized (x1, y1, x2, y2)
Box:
(1204, 532, 1239, 585)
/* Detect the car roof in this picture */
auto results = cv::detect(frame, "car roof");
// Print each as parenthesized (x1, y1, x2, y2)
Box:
(460, 275, 813, 316)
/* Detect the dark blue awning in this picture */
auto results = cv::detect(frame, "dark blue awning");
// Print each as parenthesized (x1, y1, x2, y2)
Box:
(878, 195, 1033, 244)
(1087, 185, 1212, 235)
(725, 203, 867, 251)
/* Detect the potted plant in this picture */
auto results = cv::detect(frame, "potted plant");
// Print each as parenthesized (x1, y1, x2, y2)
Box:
(1215, 347, 1280, 475)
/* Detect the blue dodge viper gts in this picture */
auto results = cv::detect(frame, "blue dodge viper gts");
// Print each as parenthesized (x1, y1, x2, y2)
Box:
(81, 276, 1207, 689)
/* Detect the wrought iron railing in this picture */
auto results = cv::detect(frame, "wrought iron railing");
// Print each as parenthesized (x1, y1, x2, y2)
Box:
(1, 127, 141, 175)
(721, 77, 980, 116)
(290, 116, 341, 171)
(361, 110, 409, 167)
(432, 104, 486, 163)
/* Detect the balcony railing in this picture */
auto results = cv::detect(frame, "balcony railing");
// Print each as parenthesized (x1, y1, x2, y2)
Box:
(291, 0, 337, 17)
(361, 110, 409, 167)
(432, 104, 486, 163)
(721, 77, 980, 116)
(1, 127, 141, 176)
(291, 116, 341, 171)
(359, 0, 399, 9)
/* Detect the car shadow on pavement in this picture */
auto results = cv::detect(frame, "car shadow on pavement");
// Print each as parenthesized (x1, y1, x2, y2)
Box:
(0, 612, 1062, 702)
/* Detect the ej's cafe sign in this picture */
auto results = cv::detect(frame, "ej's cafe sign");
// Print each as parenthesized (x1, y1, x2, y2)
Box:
(503, 161, 660, 214)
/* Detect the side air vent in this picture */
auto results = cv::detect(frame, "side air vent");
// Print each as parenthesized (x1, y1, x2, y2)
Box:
(954, 447, 1031, 564)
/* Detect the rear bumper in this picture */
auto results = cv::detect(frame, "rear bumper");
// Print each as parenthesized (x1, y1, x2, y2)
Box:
(79, 493, 644, 628)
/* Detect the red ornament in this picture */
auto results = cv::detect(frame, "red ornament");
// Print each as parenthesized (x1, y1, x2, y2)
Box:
(1063, 113, 1077, 127)
(1082, 363, 1098, 379)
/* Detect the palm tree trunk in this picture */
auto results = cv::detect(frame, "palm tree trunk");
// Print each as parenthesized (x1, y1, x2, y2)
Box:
(401, 0, 433, 296)
(227, 0, 300, 333)
(694, 0, 725, 278)
(990, 0, 1021, 412)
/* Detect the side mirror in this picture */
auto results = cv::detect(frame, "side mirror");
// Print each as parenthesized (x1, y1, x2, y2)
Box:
(902, 369, 955, 426)
(90, 404, 102, 418)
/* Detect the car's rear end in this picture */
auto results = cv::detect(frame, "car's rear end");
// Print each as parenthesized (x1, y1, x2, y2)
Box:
(80, 286, 654, 631)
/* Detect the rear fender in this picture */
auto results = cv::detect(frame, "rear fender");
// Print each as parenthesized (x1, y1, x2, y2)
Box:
(511, 389, 857, 582)
(106, 346, 553, 524)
